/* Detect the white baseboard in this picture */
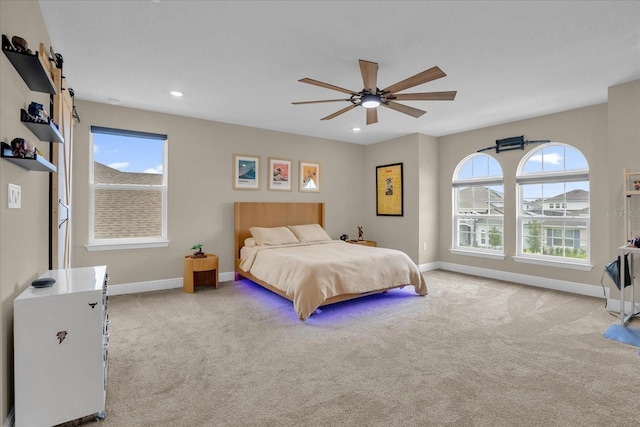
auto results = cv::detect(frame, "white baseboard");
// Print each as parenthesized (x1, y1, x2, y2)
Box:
(431, 262, 637, 316)
(4, 407, 14, 427)
(107, 272, 236, 295)
(418, 262, 440, 272)
(435, 261, 606, 299)
(111, 263, 605, 301)
(107, 262, 621, 311)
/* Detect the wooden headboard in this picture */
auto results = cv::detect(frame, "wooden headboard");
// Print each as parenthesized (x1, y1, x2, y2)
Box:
(234, 202, 325, 259)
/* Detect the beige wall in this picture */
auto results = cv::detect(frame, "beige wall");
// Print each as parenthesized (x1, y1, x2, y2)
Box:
(436, 99, 634, 293)
(364, 135, 417, 259)
(71, 100, 368, 286)
(0, 0, 54, 421)
(418, 133, 440, 264)
(362, 133, 439, 264)
(74, 104, 443, 285)
(607, 80, 640, 297)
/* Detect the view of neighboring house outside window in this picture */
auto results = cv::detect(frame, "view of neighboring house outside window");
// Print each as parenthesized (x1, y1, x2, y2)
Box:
(517, 143, 589, 263)
(88, 126, 168, 250)
(452, 153, 504, 254)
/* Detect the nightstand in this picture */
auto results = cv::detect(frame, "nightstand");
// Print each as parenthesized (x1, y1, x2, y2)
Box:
(183, 254, 219, 293)
(346, 240, 377, 247)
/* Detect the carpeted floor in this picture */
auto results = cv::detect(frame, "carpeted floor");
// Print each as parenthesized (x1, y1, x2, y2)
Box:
(93, 270, 639, 426)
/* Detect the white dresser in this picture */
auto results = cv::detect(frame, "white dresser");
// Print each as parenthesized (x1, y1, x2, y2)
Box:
(14, 265, 109, 427)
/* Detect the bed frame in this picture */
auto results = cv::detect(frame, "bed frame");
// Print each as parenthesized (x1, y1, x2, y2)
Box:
(234, 202, 405, 308)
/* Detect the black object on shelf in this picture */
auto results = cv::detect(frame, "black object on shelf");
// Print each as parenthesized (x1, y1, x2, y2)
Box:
(20, 109, 63, 143)
(2, 38, 56, 94)
(32, 278, 55, 288)
(1, 142, 56, 172)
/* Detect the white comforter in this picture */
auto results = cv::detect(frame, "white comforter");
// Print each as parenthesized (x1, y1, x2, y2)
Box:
(239, 240, 427, 320)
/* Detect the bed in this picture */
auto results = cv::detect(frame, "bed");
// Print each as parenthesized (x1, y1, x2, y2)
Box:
(234, 202, 427, 321)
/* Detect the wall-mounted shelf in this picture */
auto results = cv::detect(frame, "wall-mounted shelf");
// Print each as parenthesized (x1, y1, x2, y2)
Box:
(20, 109, 64, 143)
(2, 42, 56, 94)
(1, 142, 56, 172)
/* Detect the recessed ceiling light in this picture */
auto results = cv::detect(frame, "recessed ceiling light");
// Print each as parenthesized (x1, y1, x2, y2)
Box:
(170, 91, 183, 97)
(352, 127, 361, 132)
(107, 98, 119, 105)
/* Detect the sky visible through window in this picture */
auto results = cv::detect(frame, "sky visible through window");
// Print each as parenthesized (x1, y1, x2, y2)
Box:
(457, 145, 588, 200)
(519, 145, 589, 199)
(521, 145, 587, 174)
(93, 133, 163, 174)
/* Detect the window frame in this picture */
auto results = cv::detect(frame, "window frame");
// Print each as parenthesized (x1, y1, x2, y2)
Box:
(451, 153, 505, 259)
(514, 143, 591, 270)
(86, 126, 169, 251)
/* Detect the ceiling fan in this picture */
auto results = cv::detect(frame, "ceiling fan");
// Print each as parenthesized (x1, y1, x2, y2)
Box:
(292, 59, 457, 125)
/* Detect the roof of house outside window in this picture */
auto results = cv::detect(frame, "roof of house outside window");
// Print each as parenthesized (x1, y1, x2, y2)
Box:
(93, 162, 163, 239)
(95, 162, 162, 185)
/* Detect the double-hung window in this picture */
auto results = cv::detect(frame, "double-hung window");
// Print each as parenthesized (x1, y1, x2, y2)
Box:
(452, 153, 504, 257)
(88, 126, 168, 250)
(516, 143, 589, 267)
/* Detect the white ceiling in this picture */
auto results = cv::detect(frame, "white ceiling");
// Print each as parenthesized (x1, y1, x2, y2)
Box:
(38, 1, 640, 145)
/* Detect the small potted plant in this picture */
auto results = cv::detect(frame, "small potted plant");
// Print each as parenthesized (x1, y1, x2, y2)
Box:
(190, 244, 205, 258)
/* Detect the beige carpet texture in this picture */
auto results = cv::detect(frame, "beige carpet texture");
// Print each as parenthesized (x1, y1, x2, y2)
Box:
(94, 270, 638, 426)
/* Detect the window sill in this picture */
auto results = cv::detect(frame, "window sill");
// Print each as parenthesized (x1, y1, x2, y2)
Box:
(85, 239, 170, 251)
(450, 248, 505, 260)
(512, 255, 593, 271)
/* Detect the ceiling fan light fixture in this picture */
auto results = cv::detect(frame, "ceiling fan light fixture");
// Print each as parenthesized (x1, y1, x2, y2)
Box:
(361, 93, 381, 109)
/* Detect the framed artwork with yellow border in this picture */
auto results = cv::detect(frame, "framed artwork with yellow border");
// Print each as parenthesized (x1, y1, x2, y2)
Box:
(376, 162, 403, 216)
(299, 161, 320, 192)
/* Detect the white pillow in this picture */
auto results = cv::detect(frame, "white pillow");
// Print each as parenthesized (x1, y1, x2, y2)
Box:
(249, 226, 299, 246)
(244, 237, 256, 247)
(287, 224, 332, 243)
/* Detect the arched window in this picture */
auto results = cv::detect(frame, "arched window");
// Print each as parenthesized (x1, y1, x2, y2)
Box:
(452, 153, 504, 255)
(516, 143, 589, 265)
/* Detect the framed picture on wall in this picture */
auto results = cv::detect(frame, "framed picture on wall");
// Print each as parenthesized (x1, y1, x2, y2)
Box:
(299, 161, 320, 192)
(268, 157, 292, 191)
(233, 154, 260, 190)
(376, 162, 403, 216)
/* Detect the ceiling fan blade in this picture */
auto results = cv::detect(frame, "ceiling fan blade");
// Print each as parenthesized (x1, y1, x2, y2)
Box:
(321, 104, 358, 120)
(366, 108, 378, 125)
(292, 99, 351, 105)
(383, 66, 447, 94)
(382, 101, 426, 118)
(299, 78, 356, 95)
(359, 59, 378, 93)
(391, 91, 457, 101)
